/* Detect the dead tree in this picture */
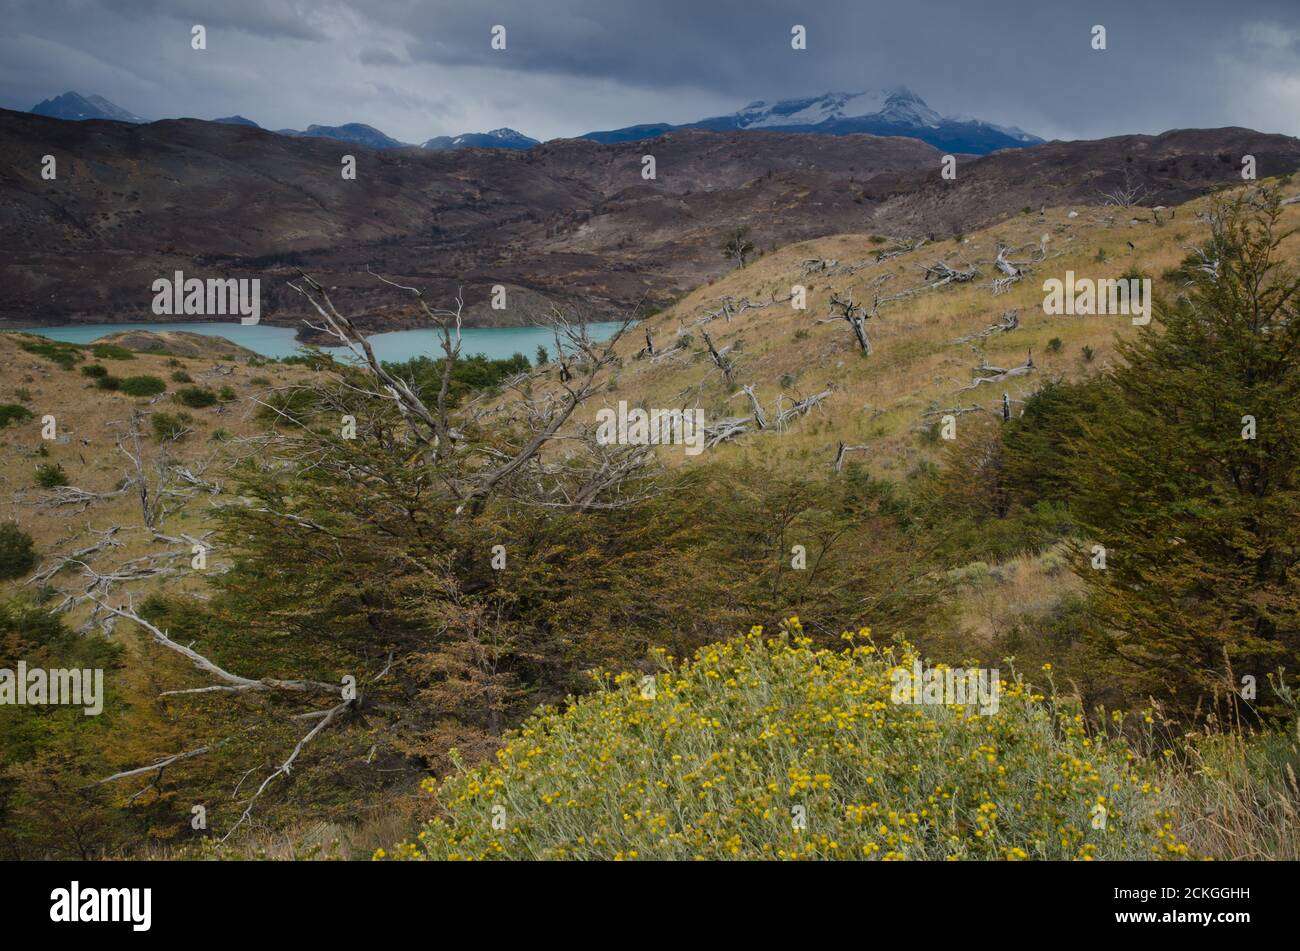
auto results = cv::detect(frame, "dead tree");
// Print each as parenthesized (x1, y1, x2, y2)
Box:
(921, 260, 979, 287)
(740, 384, 768, 430)
(87, 272, 650, 837)
(88, 599, 356, 841)
(1098, 166, 1152, 209)
(953, 310, 1019, 344)
(818, 289, 875, 354)
(773, 387, 833, 428)
(700, 328, 736, 385)
(832, 441, 869, 473)
(990, 236, 1051, 295)
(722, 227, 756, 268)
(875, 236, 927, 263)
(959, 350, 1036, 391)
(703, 417, 752, 447)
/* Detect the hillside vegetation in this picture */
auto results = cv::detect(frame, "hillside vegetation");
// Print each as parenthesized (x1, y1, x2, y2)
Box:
(3, 184, 1299, 861)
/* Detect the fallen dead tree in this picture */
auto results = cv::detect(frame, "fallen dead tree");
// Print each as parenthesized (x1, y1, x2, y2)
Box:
(953, 309, 1019, 343)
(27, 527, 122, 586)
(988, 235, 1056, 295)
(773, 387, 833, 428)
(703, 417, 752, 447)
(88, 599, 357, 841)
(957, 350, 1036, 391)
(921, 260, 979, 287)
(875, 236, 927, 262)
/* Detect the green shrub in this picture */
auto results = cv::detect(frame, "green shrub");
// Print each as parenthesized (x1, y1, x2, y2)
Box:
(218, 386, 237, 402)
(255, 387, 317, 424)
(19, 339, 82, 369)
(174, 386, 218, 408)
(0, 523, 37, 580)
(151, 411, 194, 442)
(80, 364, 109, 378)
(119, 375, 167, 397)
(34, 463, 69, 488)
(95, 375, 121, 391)
(90, 343, 134, 360)
(0, 404, 34, 428)
(170, 370, 194, 383)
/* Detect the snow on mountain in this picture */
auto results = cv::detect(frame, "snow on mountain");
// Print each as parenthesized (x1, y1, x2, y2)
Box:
(30, 91, 147, 123)
(584, 87, 1043, 154)
(734, 88, 942, 131)
(422, 127, 539, 151)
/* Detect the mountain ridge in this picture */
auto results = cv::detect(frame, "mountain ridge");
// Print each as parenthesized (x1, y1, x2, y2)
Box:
(27, 87, 1041, 155)
(581, 87, 1042, 154)
(4, 104, 1297, 337)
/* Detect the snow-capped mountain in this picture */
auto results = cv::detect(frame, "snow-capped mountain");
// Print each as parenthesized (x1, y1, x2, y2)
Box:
(30, 91, 147, 123)
(422, 128, 539, 151)
(730, 88, 942, 131)
(583, 87, 1042, 154)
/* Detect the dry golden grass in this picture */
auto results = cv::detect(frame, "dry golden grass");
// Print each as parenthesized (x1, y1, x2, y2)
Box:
(563, 182, 1300, 482)
(0, 332, 314, 625)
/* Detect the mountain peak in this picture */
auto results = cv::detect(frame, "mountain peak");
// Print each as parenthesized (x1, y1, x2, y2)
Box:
(291, 123, 409, 149)
(30, 91, 146, 123)
(728, 88, 941, 131)
(422, 127, 540, 151)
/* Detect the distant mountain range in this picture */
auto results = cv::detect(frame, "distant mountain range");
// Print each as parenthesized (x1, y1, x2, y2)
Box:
(7, 95, 1295, 336)
(26, 87, 1041, 154)
(580, 88, 1042, 153)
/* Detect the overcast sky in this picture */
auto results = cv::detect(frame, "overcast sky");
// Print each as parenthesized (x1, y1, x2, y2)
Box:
(1, 0, 1298, 144)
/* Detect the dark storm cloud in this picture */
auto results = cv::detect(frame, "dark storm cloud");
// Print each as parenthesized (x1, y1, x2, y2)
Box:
(1, 0, 1298, 143)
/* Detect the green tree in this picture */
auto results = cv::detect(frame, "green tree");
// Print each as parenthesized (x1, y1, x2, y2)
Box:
(1071, 193, 1300, 716)
(0, 524, 36, 581)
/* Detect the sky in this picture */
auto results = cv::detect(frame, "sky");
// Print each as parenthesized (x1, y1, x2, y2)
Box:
(1, 0, 1298, 144)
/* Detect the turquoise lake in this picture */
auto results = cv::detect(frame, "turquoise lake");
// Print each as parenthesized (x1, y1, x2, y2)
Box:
(8, 321, 627, 363)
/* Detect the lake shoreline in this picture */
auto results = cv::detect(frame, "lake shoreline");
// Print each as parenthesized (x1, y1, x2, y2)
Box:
(3, 320, 629, 364)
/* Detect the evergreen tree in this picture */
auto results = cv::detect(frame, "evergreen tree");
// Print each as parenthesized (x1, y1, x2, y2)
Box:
(1072, 192, 1300, 716)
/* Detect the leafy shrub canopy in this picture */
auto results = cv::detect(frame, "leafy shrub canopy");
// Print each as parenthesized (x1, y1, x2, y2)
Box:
(119, 375, 167, 397)
(174, 386, 218, 408)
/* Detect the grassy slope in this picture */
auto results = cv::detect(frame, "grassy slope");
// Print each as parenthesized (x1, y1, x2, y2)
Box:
(538, 182, 1300, 646)
(0, 332, 320, 691)
(580, 184, 1300, 473)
